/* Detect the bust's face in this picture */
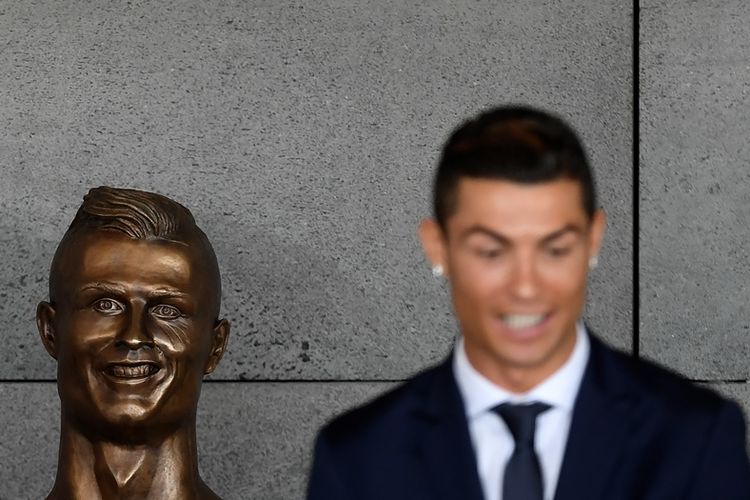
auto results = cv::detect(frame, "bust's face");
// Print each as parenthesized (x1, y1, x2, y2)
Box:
(38, 230, 227, 440)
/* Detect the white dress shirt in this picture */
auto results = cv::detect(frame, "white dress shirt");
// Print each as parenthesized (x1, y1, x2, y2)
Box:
(453, 322, 590, 500)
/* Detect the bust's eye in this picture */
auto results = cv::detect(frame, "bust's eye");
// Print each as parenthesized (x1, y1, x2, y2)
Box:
(93, 299, 124, 315)
(150, 304, 181, 319)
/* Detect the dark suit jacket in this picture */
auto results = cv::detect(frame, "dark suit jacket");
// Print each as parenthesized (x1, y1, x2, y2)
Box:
(307, 335, 750, 499)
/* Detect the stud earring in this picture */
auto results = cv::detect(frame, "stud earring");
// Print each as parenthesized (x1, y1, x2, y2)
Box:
(432, 265, 444, 278)
(588, 255, 599, 270)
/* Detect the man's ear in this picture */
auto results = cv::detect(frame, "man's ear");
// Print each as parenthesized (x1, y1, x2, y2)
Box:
(588, 209, 607, 261)
(204, 319, 230, 375)
(36, 302, 58, 359)
(418, 218, 449, 275)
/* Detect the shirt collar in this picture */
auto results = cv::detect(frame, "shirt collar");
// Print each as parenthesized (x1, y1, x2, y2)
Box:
(453, 321, 590, 419)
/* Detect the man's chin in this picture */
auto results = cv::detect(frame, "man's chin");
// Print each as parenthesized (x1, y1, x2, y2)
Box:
(490, 334, 577, 379)
(480, 337, 558, 370)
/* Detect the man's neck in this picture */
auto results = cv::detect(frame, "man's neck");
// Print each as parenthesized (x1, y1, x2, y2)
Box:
(48, 419, 219, 500)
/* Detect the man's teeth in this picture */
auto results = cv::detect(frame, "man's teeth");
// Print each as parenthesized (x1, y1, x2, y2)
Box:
(109, 364, 157, 378)
(502, 314, 546, 329)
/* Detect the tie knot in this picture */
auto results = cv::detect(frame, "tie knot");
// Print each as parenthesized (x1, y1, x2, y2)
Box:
(493, 402, 551, 446)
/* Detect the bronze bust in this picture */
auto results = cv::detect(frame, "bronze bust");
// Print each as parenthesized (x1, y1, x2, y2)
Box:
(36, 187, 230, 499)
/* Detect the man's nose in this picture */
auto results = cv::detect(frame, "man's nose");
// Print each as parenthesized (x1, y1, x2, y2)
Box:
(115, 302, 153, 350)
(509, 256, 541, 300)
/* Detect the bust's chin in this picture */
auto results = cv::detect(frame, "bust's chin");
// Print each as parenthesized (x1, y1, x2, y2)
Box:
(67, 404, 192, 445)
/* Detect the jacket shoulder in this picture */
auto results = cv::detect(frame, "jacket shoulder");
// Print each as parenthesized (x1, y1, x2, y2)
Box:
(591, 336, 736, 416)
(317, 362, 444, 448)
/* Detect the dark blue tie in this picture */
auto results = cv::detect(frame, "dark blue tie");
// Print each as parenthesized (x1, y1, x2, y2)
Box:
(493, 402, 551, 500)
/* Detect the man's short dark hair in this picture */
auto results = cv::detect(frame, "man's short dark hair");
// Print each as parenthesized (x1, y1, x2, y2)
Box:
(433, 106, 596, 228)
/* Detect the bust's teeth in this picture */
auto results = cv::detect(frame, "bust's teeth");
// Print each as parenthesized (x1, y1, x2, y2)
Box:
(109, 364, 156, 378)
(502, 314, 545, 329)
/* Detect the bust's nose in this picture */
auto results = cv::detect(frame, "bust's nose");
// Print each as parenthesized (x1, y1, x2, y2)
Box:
(114, 302, 154, 350)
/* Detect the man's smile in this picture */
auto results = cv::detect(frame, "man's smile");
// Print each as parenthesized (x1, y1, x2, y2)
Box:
(493, 311, 555, 342)
(501, 313, 549, 329)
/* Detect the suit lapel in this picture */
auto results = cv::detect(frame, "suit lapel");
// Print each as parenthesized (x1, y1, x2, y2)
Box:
(553, 336, 641, 500)
(413, 358, 485, 500)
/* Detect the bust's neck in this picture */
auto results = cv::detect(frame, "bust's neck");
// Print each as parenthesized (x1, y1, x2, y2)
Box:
(48, 418, 219, 500)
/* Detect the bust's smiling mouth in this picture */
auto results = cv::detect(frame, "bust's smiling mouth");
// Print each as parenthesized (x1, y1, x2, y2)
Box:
(105, 362, 160, 379)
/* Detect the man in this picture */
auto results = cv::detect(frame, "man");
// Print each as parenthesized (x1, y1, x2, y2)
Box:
(307, 106, 750, 499)
(36, 186, 230, 499)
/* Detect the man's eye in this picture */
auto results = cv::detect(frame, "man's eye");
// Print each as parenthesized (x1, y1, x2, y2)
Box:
(476, 248, 503, 259)
(93, 299, 124, 314)
(150, 304, 181, 319)
(547, 246, 572, 257)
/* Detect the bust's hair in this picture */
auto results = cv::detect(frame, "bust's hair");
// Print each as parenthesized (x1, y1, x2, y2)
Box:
(50, 186, 222, 315)
(67, 186, 196, 240)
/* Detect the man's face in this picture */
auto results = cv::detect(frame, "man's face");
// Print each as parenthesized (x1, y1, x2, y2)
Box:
(37, 231, 228, 440)
(421, 177, 604, 390)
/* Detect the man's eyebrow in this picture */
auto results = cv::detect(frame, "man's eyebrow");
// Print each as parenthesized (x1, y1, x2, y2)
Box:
(540, 225, 584, 244)
(460, 224, 584, 244)
(460, 226, 512, 245)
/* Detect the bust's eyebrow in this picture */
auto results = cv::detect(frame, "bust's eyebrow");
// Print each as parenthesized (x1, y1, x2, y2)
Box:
(77, 283, 190, 299)
(147, 289, 190, 299)
(77, 283, 127, 295)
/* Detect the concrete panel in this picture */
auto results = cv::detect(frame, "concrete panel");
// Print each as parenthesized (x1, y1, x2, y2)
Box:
(1, 0, 633, 380)
(640, 0, 750, 378)
(0, 381, 393, 500)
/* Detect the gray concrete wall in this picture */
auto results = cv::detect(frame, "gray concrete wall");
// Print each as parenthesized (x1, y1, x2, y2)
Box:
(1, 1, 635, 498)
(640, 0, 750, 425)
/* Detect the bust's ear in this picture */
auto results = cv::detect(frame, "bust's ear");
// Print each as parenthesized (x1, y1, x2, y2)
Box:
(204, 319, 230, 375)
(36, 302, 58, 359)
